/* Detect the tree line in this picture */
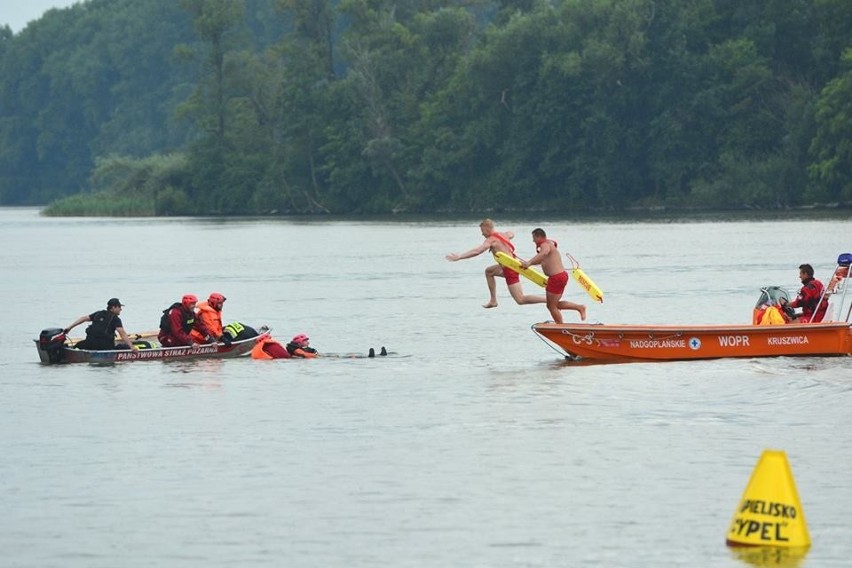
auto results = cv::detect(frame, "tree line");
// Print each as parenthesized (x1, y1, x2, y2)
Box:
(1, 0, 851, 215)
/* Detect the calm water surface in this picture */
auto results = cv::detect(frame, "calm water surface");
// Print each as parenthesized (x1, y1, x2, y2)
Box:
(1, 207, 851, 567)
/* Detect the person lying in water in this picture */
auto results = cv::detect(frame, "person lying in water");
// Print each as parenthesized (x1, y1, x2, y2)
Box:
(251, 333, 318, 359)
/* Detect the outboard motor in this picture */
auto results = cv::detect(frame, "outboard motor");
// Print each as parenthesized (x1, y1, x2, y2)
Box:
(38, 328, 67, 364)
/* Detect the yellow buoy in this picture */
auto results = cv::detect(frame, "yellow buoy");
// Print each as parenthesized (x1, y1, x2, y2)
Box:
(565, 253, 604, 303)
(726, 449, 810, 548)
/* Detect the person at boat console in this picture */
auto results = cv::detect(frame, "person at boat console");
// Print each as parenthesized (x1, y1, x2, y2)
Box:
(779, 264, 828, 323)
(158, 294, 216, 347)
(191, 292, 226, 344)
(63, 297, 138, 350)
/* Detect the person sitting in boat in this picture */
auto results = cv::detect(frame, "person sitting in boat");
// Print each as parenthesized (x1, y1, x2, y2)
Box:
(779, 264, 828, 323)
(222, 322, 259, 344)
(286, 334, 318, 358)
(190, 292, 226, 344)
(64, 297, 138, 350)
(158, 294, 216, 347)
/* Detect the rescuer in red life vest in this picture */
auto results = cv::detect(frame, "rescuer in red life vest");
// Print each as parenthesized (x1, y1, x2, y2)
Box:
(158, 294, 215, 347)
(780, 264, 828, 323)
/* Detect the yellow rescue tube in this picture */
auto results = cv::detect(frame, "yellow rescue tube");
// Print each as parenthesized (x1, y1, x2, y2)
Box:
(567, 253, 604, 303)
(493, 251, 548, 288)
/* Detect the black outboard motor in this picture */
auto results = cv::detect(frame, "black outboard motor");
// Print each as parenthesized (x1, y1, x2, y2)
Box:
(38, 328, 67, 364)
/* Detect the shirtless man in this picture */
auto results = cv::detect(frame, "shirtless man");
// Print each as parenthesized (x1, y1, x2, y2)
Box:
(520, 228, 586, 323)
(446, 218, 575, 310)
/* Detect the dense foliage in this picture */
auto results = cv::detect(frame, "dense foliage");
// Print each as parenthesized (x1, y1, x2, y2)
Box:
(2, 0, 852, 215)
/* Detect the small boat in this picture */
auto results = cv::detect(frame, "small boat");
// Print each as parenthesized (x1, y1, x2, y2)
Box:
(533, 253, 852, 363)
(34, 328, 267, 364)
(533, 321, 852, 362)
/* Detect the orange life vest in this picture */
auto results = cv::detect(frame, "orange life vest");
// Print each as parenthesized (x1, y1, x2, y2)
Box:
(490, 231, 515, 254)
(291, 347, 318, 359)
(191, 301, 223, 343)
(251, 336, 288, 359)
(753, 305, 789, 326)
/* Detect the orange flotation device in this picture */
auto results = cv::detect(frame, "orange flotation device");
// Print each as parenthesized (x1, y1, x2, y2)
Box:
(756, 305, 788, 326)
(191, 300, 224, 343)
(251, 336, 289, 359)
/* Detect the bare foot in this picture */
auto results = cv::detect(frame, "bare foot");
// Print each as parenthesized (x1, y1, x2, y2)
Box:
(578, 305, 587, 321)
(482, 301, 498, 309)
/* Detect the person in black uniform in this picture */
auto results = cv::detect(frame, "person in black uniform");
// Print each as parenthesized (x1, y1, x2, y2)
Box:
(64, 298, 137, 350)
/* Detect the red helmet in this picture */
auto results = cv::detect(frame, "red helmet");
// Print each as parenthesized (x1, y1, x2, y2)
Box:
(291, 334, 309, 346)
(208, 292, 226, 308)
(182, 294, 198, 308)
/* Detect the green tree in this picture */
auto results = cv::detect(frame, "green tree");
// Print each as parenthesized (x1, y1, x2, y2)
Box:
(0, 0, 194, 204)
(177, 0, 249, 211)
(808, 48, 852, 203)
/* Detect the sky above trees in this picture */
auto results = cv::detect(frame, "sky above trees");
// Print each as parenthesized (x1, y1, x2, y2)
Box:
(1, 0, 79, 33)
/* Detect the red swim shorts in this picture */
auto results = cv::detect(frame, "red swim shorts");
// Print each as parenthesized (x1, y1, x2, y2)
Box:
(545, 270, 569, 295)
(502, 266, 520, 285)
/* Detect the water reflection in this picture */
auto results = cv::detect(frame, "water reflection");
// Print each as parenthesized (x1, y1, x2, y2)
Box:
(729, 545, 810, 567)
(162, 358, 226, 389)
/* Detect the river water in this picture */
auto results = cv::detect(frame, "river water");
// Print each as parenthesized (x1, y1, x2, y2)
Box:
(1, 207, 851, 567)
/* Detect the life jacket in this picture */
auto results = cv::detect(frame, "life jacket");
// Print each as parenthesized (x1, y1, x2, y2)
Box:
(796, 279, 820, 310)
(196, 301, 223, 335)
(536, 239, 558, 253)
(191, 301, 223, 343)
(758, 305, 788, 326)
(223, 322, 258, 342)
(753, 303, 791, 325)
(251, 336, 289, 359)
(286, 343, 318, 358)
(490, 231, 515, 254)
(86, 310, 116, 340)
(796, 278, 828, 323)
(159, 302, 194, 334)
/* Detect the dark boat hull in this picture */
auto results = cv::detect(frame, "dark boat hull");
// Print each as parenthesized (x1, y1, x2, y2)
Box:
(35, 334, 264, 364)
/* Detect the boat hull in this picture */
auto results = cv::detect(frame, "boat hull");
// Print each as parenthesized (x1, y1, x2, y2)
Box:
(35, 334, 265, 364)
(532, 322, 852, 362)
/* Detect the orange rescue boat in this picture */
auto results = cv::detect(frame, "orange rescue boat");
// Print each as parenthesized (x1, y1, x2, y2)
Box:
(533, 253, 852, 363)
